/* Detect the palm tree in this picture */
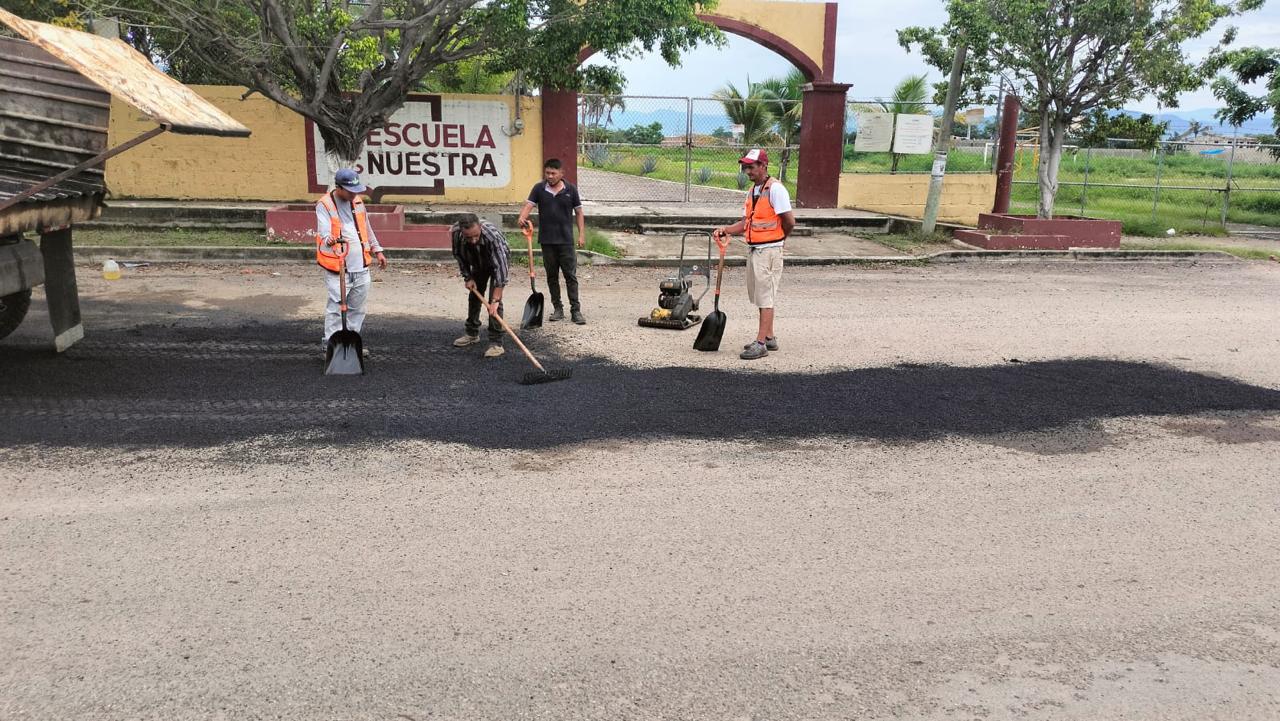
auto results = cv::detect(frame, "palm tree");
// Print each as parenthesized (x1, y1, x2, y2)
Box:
(855, 74, 930, 172)
(579, 73, 626, 153)
(757, 68, 805, 183)
(714, 79, 778, 149)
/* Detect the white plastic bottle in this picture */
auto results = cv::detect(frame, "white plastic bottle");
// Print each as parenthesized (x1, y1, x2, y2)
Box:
(102, 259, 121, 280)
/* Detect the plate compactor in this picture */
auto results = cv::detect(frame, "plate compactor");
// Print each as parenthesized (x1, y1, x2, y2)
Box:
(637, 231, 712, 330)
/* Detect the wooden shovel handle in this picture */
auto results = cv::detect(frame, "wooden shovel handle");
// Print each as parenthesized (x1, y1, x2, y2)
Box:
(469, 286, 545, 373)
(521, 220, 535, 278)
(336, 241, 349, 312)
(712, 236, 728, 298)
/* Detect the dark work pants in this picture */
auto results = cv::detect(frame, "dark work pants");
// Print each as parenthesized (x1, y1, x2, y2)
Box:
(464, 272, 504, 344)
(540, 244, 580, 312)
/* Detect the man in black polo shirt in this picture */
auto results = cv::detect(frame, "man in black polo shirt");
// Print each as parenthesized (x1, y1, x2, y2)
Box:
(517, 158, 586, 324)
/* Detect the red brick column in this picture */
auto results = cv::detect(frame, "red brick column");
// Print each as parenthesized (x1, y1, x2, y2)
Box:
(541, 87, 579, 185)
(796, 82, 851, 208)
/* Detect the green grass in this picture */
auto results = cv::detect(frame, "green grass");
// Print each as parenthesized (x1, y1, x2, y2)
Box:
(838, 141, 1280, 233)
(998, 146, 1280, 233)
(1007, 181, 1277, 235)
(1120, 240, 1277, 261)
(869, 231, 952, 255)
(76, 228, 281, 246)
(505, 227, 620, 261)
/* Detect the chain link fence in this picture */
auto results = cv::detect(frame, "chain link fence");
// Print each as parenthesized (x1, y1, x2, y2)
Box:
(842, 101, 996, 175)
(576, 94, 799, 204)
(1008, 137, 1280, 233)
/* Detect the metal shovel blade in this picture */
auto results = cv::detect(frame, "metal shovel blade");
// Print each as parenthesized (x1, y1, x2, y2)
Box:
(324, 330, 365, 375)
(522, 291, 545, 329)
(693, 309, 726, 351)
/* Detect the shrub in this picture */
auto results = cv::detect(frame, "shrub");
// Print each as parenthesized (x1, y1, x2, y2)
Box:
(736, 171, 749, 190)
(585, 145, 618, 168)
(698, 167, 713, 184)
(640, 156, 659, 175)
(1232, 192, 1280, 214)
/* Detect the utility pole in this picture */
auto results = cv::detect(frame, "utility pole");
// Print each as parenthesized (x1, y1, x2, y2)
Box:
(922, 41, 967, 234)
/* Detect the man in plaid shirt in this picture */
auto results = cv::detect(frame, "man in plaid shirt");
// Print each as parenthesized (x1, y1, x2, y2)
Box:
(450, 213, 511, 358)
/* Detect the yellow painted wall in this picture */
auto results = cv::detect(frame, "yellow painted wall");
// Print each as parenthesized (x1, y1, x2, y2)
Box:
(105, 86, 543, 204)
(712, 0, 826, 76)
(839, 174, 996, 226)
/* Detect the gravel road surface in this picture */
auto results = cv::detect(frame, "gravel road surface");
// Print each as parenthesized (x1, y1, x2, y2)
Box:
(3, 259, 1279, 720)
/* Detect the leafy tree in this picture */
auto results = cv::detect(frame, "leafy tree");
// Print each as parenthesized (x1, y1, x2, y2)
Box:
(1, 0, 77, 24)
(757, 68, 804, 183)
(1075, 110, 1170, 150)
(420, 57, 516, 95)
(900, 0, 1263, 218)
(1254, 134, 1280, 162)
(622, 122, 664, 145)
(713, 79, 777, 148)
(1206, 46, 1279, 135)
(854, 74, 930, 173)
(710, 127, 732, 140)
(81, 0, 721, 166)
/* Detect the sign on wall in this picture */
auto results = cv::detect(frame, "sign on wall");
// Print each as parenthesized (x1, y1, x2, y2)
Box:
(307, 95, 512, 196)
(853, 111, 893, 152)
(892, 114, 934, 155)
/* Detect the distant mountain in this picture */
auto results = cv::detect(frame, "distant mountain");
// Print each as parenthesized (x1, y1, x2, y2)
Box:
(599, 103, 1277, 139)
(596, 107, 738, 136)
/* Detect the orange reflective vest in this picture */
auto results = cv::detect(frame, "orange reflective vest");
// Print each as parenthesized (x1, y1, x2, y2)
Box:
(743, 177, 786, 245)
(315, 192, 373, 272)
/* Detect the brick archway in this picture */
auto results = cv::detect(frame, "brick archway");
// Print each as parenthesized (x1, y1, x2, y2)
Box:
(543, 1, 849, 207)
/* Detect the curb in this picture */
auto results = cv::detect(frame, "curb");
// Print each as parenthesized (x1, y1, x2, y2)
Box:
(925, 249, 1242, 263)
(71, 246, 1244, 267)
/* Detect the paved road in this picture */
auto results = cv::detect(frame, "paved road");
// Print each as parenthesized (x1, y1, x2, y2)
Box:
(3, 260, 1280, 720)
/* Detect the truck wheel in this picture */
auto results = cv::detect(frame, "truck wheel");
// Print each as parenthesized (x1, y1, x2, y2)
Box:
(0, 289, 32, 341)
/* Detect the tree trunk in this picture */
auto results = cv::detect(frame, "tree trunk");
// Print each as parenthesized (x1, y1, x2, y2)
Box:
(778, 147, 792, 183)
(317, 123, 364, 182)
(1036, 109, 1066, 219)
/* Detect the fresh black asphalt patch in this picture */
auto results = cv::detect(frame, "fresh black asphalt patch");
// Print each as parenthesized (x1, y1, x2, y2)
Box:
(4, 317, 1280, 451)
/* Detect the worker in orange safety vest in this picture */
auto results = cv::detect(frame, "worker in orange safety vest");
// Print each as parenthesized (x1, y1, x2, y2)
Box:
(316, 168, 388, 353)
(712, 148, 795, 360)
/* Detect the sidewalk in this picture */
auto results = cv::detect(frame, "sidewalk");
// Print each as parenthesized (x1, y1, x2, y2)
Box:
(88, 199, 893, 232)
(607, 230, 901, 259)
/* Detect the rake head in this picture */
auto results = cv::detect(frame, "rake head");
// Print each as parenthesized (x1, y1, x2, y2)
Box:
(520, 367, 573, 385)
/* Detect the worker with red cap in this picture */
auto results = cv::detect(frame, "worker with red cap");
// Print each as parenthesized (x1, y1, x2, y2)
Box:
(712, 148, 795, 360)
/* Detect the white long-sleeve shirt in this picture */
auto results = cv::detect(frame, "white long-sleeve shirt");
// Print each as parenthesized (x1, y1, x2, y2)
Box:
(315, 194, 383, 273)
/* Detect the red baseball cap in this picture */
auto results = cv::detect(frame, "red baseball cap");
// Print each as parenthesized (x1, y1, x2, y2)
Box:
(738, 148, 768, 165)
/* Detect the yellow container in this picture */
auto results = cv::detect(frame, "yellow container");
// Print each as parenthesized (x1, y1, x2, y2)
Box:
(102, 259, 121, 280)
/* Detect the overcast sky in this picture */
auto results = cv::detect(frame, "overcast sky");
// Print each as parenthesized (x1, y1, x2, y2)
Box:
(586, 0, 1280, 113)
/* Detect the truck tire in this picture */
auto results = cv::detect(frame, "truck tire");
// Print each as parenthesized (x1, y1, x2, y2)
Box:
(0, 289, 32, 341)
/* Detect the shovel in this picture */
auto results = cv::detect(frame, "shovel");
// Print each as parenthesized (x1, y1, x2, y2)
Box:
(519, 220, 544, 329)
(324, 242, 365, 375)
(693, 234, 729, 352)
(470, 286, 570, 385)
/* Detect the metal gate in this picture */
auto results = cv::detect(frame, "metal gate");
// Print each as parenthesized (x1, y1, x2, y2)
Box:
(576, 94, 799, 204)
